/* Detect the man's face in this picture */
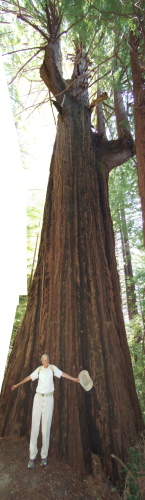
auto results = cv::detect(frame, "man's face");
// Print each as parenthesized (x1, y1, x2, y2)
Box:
(42, 356, 49, 368)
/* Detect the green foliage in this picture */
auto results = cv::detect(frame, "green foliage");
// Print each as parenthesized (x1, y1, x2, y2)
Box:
(27, 189, 45, 286)
(1, 0, 144, 148)
(0, 0, 135, 117)
(120, 436, 145, 499)
(10, 295, 28, 352)
(109, 161, 145, 421)
(109, 161, 143, 247)
(0, 2, 48, 127)
(127, 317, 145, 419)
(109, 161, 144, 322)
(10, 190, 45, 349)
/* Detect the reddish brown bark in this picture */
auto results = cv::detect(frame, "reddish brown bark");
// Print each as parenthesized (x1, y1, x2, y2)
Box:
(130, 30, 145, 245)
(0, 96, 143, 481)
(0, 22, 143, 484)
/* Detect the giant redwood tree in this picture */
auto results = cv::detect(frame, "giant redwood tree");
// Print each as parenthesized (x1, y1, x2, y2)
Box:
(0, 0, 144, 484)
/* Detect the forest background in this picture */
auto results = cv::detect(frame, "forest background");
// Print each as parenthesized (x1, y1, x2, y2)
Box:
(1, 0, 145, 498)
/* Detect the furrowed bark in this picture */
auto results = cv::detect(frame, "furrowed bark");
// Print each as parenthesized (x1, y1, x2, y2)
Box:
(97, 135, 134, 172)
(40, 2, 65, 103)
(40, 43, 66, 104)
(94, 87, 134, 172)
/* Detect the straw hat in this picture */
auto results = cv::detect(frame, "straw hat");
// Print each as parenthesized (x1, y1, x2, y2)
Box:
(79, 370, 93, 391)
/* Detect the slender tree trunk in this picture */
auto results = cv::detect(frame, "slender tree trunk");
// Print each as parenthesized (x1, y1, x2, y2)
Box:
(130, 30, 145, 245)
(97, 86, 107, 139)
(114, 89, 133, 141)
(0, 94, 143, 482)
(119, 206, 138, 320)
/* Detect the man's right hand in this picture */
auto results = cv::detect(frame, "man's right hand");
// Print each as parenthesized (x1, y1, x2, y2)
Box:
(11, 384, 18, 390)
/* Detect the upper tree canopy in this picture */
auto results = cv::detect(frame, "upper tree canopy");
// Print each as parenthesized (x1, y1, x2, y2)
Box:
(1, 0, 139, 169)
(0, 0, 140, 124)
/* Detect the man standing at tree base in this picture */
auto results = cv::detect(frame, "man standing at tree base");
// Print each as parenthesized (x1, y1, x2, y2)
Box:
(11, 353, 79, 469)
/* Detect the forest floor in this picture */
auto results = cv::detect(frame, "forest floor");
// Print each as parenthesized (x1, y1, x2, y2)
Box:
(0, 437, 122, 500)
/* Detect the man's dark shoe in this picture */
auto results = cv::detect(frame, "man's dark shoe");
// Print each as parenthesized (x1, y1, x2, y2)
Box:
(27, 459, 34, 469)
(41, 458, 47, 467)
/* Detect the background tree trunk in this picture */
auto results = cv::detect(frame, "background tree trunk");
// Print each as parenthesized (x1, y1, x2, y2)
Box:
(119, 206, 138, 320)
(0, 95, 143, 482)
(130, 30, 145, 245)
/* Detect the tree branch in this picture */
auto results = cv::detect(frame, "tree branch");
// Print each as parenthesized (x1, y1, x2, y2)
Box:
(98, 135, 135, 173)
(89, 3, 137, 20)
(40, 44, 66, 103)
(3, 45, 47, 56)
(8, 48, 43, 85)
(55, 10, 90, 41)
(73, 69, 111, 98)
(17, 13, 49, 41)
(15, 96, 50, 120)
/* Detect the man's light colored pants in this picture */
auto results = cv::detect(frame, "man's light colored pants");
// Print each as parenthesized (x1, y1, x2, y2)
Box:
(29, 393, 54, 460)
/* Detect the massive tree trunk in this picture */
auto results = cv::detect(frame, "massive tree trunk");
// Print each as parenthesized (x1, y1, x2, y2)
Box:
(0, 20, 144, 484)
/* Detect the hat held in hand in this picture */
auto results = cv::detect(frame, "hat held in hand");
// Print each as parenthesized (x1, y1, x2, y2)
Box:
(79, 370, 93, 391)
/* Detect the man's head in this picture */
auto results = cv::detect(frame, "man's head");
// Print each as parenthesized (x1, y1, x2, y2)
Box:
(41, 353, 49, 368)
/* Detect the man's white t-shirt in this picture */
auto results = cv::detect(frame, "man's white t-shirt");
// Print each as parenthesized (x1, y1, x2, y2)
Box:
(30, 365, 62, 394)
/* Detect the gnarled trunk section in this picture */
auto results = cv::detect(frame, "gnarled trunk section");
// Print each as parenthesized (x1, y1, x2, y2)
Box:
(0, 95, 143, 482)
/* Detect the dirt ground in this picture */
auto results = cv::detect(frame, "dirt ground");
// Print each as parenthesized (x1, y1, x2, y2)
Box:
(0, 437, 122, 500)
